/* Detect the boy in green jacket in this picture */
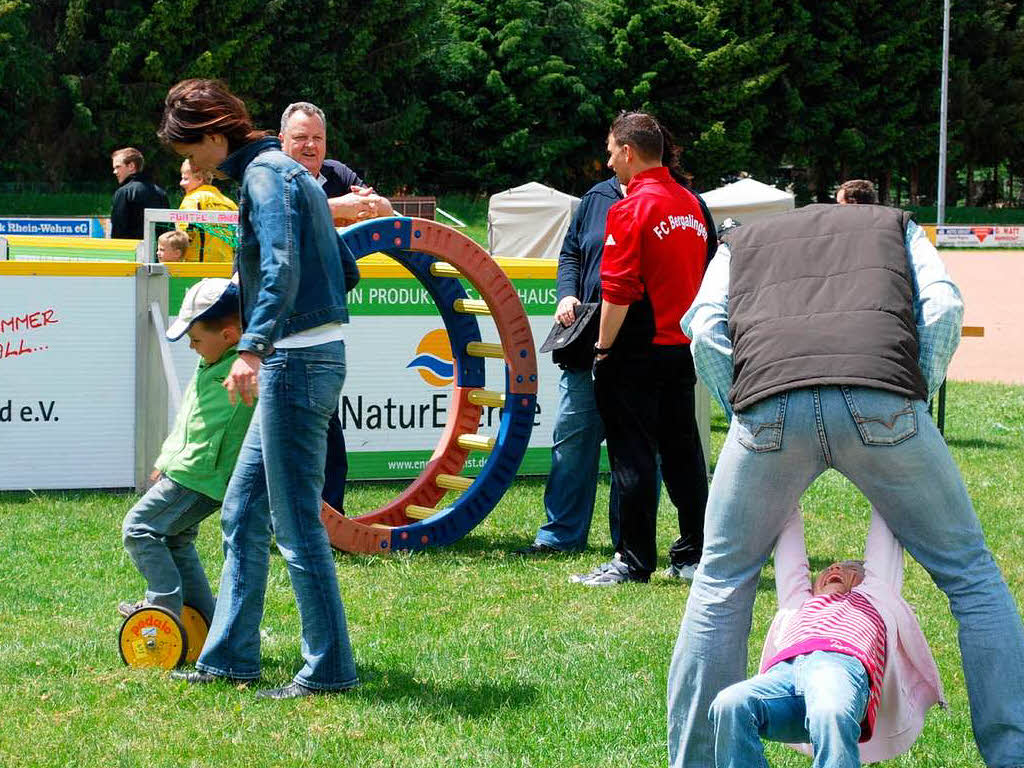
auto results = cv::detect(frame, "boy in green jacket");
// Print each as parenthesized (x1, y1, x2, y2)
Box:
(120, 278, 255, 623)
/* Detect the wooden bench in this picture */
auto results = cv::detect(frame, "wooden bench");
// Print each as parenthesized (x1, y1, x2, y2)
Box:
(390, 196, 437, 220)
(932, 325, 984, 435)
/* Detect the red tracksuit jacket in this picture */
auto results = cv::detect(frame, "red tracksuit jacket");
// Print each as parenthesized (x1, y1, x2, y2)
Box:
(600, 166, 709, 345)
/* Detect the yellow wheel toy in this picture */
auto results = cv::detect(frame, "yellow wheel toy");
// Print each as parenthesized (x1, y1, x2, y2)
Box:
(118, 606, 187, 669)
(179, 605, 210, 665)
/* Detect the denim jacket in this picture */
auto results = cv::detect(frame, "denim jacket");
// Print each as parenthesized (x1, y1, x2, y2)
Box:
(218, 136, 359, 358)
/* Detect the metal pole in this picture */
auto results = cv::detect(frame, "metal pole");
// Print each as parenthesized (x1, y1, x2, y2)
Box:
(150, 300, 183, 415)
(134, 264, 170, 492)
(937, 0, 951, 226)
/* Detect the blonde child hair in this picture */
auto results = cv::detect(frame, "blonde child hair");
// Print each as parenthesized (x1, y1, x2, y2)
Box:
(157, 229, 190, 259)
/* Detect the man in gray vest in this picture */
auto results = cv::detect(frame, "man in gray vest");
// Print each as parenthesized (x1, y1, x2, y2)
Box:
(667, 180, 1024, 767)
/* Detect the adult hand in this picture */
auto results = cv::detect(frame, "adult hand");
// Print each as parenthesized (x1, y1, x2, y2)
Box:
(224, 351, 261, 406)
(555, 296, 581, 327)
(329, 192, 373, 224)
(329, 191, 390, 225)
(352, 186, 394, 217)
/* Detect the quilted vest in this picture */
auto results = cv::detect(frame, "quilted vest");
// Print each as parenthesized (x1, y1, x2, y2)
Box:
(727, 204, 927, 411)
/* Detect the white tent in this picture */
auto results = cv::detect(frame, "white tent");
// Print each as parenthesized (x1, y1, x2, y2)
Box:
(487, 182, 580, 260)
(701, 178, 795, 225)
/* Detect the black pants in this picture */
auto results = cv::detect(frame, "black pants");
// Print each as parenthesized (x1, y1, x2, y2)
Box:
(322, 409, 348, 513)
(594, 343, 707, 576)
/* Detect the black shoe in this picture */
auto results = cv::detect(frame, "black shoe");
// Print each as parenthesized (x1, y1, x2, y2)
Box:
(513, 542, 564, 556)
(170, 671, 253, 685)
(257, 682, 323, 700)
(571, 558, 649, 586)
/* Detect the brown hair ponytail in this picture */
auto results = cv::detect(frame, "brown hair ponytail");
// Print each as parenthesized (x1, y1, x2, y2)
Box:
(158, 79, 268, 153)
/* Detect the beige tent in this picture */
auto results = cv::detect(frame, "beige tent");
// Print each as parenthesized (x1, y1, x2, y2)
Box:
(487, 182, 580, 259)
(701, 178, 795, 225)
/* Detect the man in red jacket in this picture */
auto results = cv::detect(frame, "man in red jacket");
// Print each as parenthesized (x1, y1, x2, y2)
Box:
(572, 112, 711, 586)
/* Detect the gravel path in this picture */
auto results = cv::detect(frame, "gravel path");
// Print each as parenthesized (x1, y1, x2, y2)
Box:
(942, 248, 1024, 385)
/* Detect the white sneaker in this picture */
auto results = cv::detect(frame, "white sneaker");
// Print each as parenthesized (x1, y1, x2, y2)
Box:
(665, 563, 697, 581)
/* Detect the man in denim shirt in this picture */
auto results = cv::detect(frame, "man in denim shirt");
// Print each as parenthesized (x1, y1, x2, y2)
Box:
(667, 180, 1024, 767)
(159, 79, 361, 699)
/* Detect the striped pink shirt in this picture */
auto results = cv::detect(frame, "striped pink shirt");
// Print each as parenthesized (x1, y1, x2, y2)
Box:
(763, 591, 887, 740)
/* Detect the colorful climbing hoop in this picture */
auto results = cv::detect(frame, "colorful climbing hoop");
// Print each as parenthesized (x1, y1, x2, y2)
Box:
(320, 217, 538, 553)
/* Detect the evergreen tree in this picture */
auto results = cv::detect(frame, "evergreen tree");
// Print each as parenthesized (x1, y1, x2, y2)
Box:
(0, 0, 1020, 199)
(419, 0, 609, 193)
(0, 1, 52, 181)
(604, 0, 787, 190)
(948, 0, 1024, 204)
(2, 0, 439, 190)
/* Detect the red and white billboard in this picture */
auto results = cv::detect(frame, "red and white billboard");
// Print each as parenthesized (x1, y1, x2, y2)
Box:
(936, 225, 1024, 247)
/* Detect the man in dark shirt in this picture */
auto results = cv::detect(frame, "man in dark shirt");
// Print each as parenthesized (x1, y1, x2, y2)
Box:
(514, 174, 625, 556)
(278, 101, 393, 513)
(110, 147, 170, 239)
(279, 102, 393, 225)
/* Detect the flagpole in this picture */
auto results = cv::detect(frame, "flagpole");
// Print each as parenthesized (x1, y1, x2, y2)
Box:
(937, 0, 951, 226)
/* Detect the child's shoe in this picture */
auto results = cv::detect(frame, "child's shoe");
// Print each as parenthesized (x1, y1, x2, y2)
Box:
(117, 599, 149, 618)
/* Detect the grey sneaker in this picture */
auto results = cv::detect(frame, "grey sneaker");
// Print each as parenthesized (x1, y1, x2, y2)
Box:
(665, 563, 698, 581)
(569, 558, 617, 583)
(571, 558, 649, 586)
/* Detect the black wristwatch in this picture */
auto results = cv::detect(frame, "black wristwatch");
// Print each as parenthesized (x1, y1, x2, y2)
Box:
(594, 343, 612, 355)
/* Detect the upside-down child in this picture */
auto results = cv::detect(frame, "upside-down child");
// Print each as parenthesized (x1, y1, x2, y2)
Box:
(707, 508, 946, 768)
(120, 278, 255, 623)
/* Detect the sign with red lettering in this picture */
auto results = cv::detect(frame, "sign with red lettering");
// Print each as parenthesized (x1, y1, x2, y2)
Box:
(0, 276, 136, 489)
(0, 308, 59, 361)
(937, 225, 1024, 247)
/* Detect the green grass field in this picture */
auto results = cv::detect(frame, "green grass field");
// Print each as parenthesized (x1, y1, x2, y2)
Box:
(0, 382, 1021, 767)
(435, 194, 489, 248)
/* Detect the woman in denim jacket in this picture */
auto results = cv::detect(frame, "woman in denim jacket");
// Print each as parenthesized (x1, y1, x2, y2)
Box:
(158, 79, 360, 699)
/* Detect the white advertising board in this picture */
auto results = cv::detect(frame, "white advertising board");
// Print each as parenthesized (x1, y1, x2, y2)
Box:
(166, 271, 563, 479)
(936, 225, 1024, 247)
(0, 274, 136, 489)
(0, 256, 709, 490)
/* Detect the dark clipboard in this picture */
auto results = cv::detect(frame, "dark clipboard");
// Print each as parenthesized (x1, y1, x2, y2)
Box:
(539, 302, 600, 369)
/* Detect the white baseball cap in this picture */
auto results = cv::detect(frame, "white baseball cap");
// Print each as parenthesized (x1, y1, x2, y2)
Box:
(166, 278, 240, 341)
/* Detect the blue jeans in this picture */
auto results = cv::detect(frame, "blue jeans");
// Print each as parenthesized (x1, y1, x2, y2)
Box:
(196, 342, 358, 690)
(122, 476, 219, 620)
(322, 409, 348, 513)
(668, 386, 1024, 768)
(535, 367, 620, 551)
(709, 651, 869, 768)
